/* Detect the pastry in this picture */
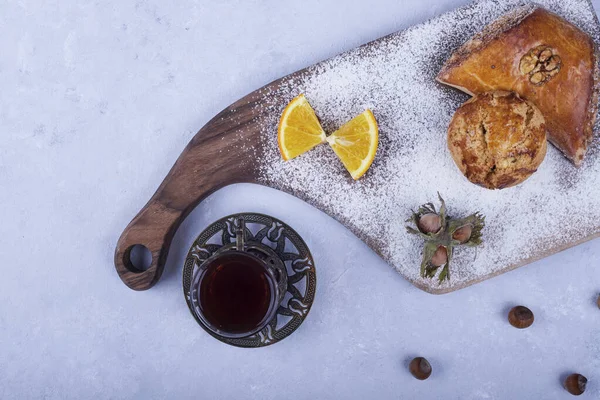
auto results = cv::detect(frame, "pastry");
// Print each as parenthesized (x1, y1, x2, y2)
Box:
(447, 91, 547, 189)
(437, 5, 599, 166)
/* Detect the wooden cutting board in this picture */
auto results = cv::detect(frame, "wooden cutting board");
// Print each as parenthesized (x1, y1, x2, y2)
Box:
(114, 0, 600, 294)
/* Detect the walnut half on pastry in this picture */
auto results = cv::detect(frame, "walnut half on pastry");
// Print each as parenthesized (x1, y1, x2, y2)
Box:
(437, 5, 600, 166)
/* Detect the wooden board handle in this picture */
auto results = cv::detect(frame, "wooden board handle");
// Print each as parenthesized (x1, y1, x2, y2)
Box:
(114, 94, 266, 290)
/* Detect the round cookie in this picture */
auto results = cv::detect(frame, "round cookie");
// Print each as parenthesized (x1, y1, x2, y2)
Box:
(447, 91, 547, 189)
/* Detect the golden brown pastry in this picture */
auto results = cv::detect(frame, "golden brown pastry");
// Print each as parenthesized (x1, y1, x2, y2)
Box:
(447, 91, 547, 189)
(437, 5, 599, 166)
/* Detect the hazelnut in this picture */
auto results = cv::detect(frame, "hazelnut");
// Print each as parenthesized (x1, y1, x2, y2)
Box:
(409, 357, 432, 380)
(452, 225, 472, 243)
(564, 373, 587, 396)
(417, 213, 442, 234)
(430, 246, 448, 267)
(508, 306, 534, 329)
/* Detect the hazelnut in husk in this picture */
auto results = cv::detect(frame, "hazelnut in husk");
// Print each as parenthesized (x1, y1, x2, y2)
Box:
(448, 213, 484, 247)
(406, 194, 485, 284)
(407, 196, 448, 239)
(431, 246, 448, 267)
(508, 306, 534, 329)
(409, 357, 432, 380)
(421, 242, 450, 282)
(452, 225, 472, 243)
(418, 213, 442, 234)
(564, 373, 587, 396)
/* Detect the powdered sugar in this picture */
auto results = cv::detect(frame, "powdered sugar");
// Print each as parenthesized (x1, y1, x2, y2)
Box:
(255, 0, 600, 293)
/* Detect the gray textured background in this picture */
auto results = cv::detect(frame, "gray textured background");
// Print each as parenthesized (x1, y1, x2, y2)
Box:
(1, 1, 599, 398)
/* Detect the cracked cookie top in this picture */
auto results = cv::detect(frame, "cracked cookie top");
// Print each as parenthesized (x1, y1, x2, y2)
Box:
(447, 91, 547, 190)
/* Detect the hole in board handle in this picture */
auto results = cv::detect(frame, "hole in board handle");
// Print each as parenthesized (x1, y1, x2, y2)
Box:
(124, 244, 153, 273)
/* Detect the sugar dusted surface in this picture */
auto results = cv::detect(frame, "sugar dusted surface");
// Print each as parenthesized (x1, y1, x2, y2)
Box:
(257, 0, 600, 292)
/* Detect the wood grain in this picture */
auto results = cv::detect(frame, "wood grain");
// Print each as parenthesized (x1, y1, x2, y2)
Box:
(114, 75, 306, 290)
(115, 0, 600, 293)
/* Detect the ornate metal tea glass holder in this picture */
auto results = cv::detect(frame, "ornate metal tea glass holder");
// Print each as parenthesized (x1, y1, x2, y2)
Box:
(183, 213, 317, 347)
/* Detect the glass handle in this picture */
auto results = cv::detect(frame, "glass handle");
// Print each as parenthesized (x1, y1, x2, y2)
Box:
(235, 217, 245, 251)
